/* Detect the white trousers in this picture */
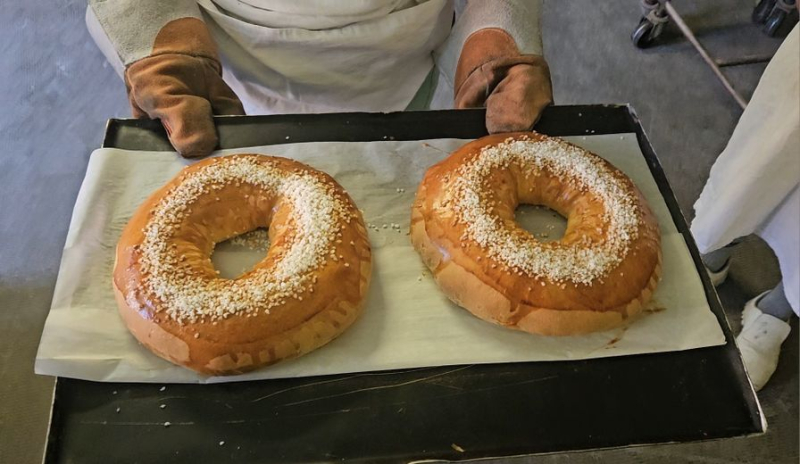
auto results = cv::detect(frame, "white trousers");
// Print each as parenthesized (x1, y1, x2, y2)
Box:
(691, 26, 799, 314)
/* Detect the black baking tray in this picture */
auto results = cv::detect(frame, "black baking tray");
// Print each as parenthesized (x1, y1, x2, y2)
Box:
(44, 106, 762, 463)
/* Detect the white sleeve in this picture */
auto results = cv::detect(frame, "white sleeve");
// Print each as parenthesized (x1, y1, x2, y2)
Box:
(87, 0, 204, 66)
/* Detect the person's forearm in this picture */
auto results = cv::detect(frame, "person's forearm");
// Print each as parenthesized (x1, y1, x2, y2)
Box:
(87, 0, 243, 158)
(88, 0, 204, 66)
(441, 0, 551, 133)
(456, 0, 543, 54)
(436, 0, 544, 89)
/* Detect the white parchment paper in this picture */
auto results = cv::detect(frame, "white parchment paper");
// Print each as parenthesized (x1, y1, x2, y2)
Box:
(35, 134, 725, 383)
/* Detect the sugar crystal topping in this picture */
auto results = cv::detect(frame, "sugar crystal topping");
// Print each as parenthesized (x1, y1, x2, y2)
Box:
(137, 156, 353, 323)
(452, 138, 641, 285)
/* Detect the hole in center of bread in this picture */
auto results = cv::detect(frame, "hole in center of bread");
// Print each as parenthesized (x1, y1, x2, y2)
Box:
(515, 205, 567, 243)
(210, 228, 270, 279)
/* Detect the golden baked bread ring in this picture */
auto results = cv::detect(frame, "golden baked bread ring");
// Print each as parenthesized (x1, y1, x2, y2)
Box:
(113, 154, 371, 375)
(411, 133, 661, 336)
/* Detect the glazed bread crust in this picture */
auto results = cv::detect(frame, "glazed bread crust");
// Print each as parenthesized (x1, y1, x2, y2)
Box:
(113, 155, 371, 375)
(411, 133, 661, 336)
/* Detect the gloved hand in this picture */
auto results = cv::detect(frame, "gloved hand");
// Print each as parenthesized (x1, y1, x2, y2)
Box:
(455, 28, 553, 133)
(124, 18, 244, 158)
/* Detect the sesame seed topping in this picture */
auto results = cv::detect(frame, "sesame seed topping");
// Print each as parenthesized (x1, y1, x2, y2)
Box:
(449, 137, 641, 285)
(137, 156, 355, 323)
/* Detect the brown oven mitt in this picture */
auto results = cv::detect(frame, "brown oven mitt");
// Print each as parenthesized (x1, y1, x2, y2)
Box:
(455, 28, 553, 134)
(124, 18, 244, 158)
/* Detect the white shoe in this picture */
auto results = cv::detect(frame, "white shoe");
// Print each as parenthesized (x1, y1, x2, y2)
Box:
(736, 292, 791, 392)
(706, 259, 730, 287)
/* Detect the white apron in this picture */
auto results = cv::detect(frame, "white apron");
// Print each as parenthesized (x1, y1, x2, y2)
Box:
(691, 25, 799, 313)
(197, 0, 454, 115)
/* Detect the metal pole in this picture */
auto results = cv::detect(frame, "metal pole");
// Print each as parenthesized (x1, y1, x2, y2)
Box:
(715, 54, 773, 68)
(663, 0, 748, 109)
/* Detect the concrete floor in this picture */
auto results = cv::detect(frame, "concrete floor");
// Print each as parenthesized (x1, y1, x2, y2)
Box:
(0, 1, 796, 463)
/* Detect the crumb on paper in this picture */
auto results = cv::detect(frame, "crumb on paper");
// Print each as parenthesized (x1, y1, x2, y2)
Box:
(605, 326, 629, 348)
(451, 443, 465, 453)
(644, 299, 667, 314)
